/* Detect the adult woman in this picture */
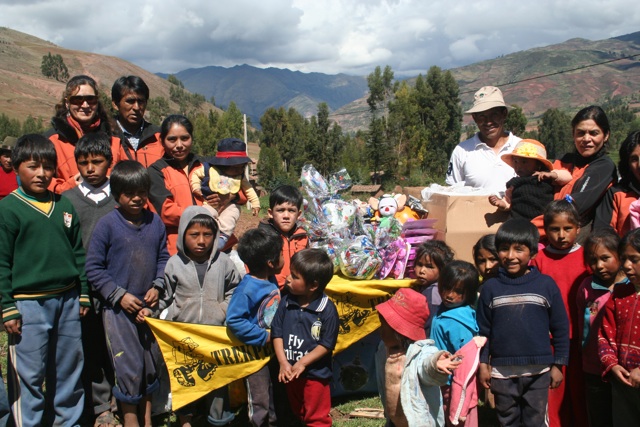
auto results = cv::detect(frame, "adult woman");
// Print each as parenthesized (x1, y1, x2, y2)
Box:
(594, 131, 640, 236)
(45, 75, 120, 194)
(543, 106, 617, 240)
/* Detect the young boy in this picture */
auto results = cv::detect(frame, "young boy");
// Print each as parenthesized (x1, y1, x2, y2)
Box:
(190, 138, 260, 248)
(226, 228, 284, 427)
(258, 184, 308, 290)
(0, 136, 18, 200)
(0, 134, 90, 426)
(272, 248, 339, 427)
(476, 218, 570, 427)
(62, 131, 118, 426)
(162, 205, 241, 426)
(85, 160, 169, 427)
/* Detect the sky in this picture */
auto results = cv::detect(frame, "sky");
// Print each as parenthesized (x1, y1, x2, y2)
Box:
(1, 0, 639, 77)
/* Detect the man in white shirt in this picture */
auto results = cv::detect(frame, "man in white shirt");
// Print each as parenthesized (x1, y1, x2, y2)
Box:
(446, 86, 521, 194)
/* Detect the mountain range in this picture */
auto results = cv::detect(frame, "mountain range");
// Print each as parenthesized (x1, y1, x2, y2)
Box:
(1, 26, 639, 135)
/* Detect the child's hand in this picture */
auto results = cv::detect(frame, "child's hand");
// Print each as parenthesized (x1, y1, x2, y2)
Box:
(488, 195, 505, 210)
(4, 319, 21, 335)
(144, 287, 160, 308)
(136, 308, 152, 323)
(610, 364, 632, 386)
(479, 363, 492, 389)
(436, 352, 462, 375)
(119, 292, 144, 314)
(289, 361, 307, 380)
(533, 171, 556, 182)
(252, 206, 260, 216)
(79, 306, 89, 318)
(549, 365, 563, 389)
(629, 367, 640, 388)
(278, 362, 293, 383)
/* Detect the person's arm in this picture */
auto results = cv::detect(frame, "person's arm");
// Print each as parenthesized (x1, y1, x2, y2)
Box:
(593, 186, 619, 232)
(221, 259, 241, 313)
(475, 287, 493, 366)
(418, 349, 452, 386)
(445, 146, 465, 185)
(570, 156, 617, 218)
(273, 338, 292, 382)
(226, 289, 269, 346)
(289, 345, 331, 379)
(548, 284, 570, 367)
(0, 210, 21, 329)
(189, 164, 205, 197)
(67, 202, 91, 313)
(148, 162, 185, 228)
(489, 188, 512, 211)
(597, 292, 629, 383)
(85, 220, 127, 306)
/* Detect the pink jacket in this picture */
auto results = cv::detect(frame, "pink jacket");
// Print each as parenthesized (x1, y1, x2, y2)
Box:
(449, 336, 487, 425)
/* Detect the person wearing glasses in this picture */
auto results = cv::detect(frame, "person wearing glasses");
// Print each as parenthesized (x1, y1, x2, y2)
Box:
(45, 75, 120, 194)
(445, 86, 521, 194)
(112, 76, 164, 168)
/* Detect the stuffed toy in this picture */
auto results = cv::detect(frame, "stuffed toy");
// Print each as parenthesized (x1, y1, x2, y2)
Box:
(369, 193, 419, 224)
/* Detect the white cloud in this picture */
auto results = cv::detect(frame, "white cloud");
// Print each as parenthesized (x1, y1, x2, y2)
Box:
(0, 0, 638, 75)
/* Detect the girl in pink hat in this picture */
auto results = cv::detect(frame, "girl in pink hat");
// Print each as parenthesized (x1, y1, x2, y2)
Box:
(376, 288, 461, 427)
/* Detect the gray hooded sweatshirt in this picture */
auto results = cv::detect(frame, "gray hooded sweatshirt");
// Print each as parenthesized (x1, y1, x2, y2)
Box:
(162, 205, 240, 325)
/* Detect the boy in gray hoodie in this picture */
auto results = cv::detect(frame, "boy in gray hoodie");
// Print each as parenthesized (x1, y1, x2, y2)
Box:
(162, 205, 241, 426)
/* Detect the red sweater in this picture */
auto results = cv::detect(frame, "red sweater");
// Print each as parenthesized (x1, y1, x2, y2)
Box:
(532, 246, 589, 339)
(598, 282, 640, 377)
(0, 168, 18, 200)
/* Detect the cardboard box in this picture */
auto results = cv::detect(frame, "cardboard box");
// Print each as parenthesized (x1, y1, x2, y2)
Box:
(422, 193, 509, 263)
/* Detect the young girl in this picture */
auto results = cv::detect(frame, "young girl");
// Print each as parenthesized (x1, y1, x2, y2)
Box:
(412, 240, 455, 336)
(376, 288, 461, 427)
(430, 261, 480, 427)
(532, 198, 590, 427)
(598, 228, 640, 425)
(577, 228, 626, 427)
(472, 234, 499, 282)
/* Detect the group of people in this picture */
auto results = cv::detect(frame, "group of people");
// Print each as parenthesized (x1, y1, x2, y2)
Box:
(0, 74, 639, 427)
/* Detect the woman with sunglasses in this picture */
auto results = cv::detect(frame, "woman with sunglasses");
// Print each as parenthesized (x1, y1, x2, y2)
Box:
(45, 75, 120, 193)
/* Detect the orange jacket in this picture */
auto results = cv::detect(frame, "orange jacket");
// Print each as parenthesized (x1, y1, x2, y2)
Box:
(45, 117, 121, 194)
(115, 121, 165, 168)
(148, 154, 203, 255)
(258, 220, 308, 290)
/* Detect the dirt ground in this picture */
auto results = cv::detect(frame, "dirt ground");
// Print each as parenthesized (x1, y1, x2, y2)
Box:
(233, 208, 264, 240)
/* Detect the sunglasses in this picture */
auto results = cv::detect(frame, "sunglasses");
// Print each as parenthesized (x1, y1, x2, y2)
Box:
(68, 95, 98, 106)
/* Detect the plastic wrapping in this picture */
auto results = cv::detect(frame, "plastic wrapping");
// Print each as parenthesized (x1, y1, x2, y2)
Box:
(338, 236, 382, 280)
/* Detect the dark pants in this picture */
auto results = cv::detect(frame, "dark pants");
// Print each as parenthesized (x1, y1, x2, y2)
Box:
(0, 369, 9, 427)
(491, 372, 550, 427)
(611, 377, 640, 427)
(176, 386, 235, 426)
(584, 373, 612, 427)
(81, 308, 114, 419)
(245, 364, 276, 427)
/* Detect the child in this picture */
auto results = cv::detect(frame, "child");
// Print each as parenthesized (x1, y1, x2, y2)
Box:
(62, 131, 117, 426)
(477, 218, 570, 427)
(258, 184, 308, 290)
(411, 240, 455, 337)
(598, 228, 640, 425)
(190, 138, 260, 248)
(430, 260, 480, 426)
(489, 139, 570, 220)
(85, 160, 170, 427)
(532, 198, 590, 426)
(577, 228, 626, 427)
(163, 206, 241, 426)
(0, 134, 90, 426)
(376, 288, 461, 427)
(472, 234, 499, 283)
(0, 136, 18, 200)
(272, 248, 339, 427)
(226, 228, 284, 426)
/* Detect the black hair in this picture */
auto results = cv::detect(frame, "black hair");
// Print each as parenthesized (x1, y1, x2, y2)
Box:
(290, 248, 334, 293)
(617, 131, 640, 187)
(620, 228, 640, 258)
(160, 114, 193, 141)
(11, 134, 56, 169)
(414, 240, 455, 271)
(111, 76, 150, 105)
(438, 260, 479, 306)
(495, 218, 540, 255)
(472, 234, 498, 262)
(74, 131, 113, 164)
(186, 214, 219, 235)
(571, 105, 611, 153)
(0, 148, 11, 157)
(237, 228, 283, 273)
(543, 198, 580, 228)
(584, 228, 621, 266)
(109, 160, 150, 199)
(269, 185, 303, 209)
(54, 75, 113, 135)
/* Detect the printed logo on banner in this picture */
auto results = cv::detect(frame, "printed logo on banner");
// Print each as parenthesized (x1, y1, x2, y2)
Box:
(171, 337, 217, 387)
(335, 292, 372, 334)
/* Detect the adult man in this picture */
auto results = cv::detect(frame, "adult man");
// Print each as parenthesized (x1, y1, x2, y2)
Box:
(445, 86, 521, 194)
(112, 76, 164, 168)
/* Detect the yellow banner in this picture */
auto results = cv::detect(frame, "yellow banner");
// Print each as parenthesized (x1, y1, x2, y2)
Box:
(146, 277, 412, 410)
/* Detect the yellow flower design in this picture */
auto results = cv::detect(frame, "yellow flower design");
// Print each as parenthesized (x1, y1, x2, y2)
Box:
(515, 143, 539, 158)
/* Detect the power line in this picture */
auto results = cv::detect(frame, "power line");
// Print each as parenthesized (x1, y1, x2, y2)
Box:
(329, 51, 640, 117)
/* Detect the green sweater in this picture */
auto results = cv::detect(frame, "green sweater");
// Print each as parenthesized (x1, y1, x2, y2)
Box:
(0, 189, 90, 321)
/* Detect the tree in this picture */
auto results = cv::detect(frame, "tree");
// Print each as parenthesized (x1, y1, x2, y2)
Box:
(366, 66, 396, 184)
(505, 105, 528, 136)
(40, 52, 69, 82)
(538, 108, 572, 159)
